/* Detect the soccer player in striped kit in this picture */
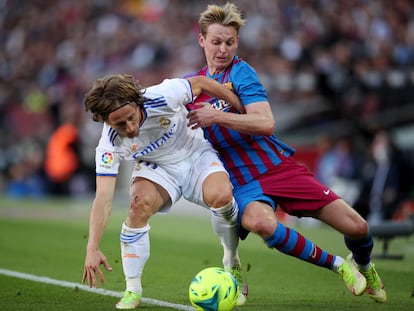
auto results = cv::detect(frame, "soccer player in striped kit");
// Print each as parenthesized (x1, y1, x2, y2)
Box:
(186, 2, 386, 303)
(81, 74, 247, 309)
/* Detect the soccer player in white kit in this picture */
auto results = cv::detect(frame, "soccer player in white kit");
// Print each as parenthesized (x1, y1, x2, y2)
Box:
(81, 74, 246, 309)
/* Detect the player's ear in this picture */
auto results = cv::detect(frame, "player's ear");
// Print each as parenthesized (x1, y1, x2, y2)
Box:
(198, 33, 205, 48)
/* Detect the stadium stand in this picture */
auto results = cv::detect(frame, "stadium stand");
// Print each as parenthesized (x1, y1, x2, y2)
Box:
(1, 0, 414, 203)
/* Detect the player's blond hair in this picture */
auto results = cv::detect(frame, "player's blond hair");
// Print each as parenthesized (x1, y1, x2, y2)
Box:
(199, 2, 246, 37)
(84, 74, 145, 122)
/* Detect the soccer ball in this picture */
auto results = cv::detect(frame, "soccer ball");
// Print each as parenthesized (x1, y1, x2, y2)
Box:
(189, 267, 239, 311)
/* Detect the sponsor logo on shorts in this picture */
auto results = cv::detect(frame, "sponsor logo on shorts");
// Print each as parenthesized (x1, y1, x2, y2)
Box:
(323, 189, 330, 195)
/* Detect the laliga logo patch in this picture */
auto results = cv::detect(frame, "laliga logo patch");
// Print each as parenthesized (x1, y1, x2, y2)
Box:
(159, 117, 171, 128)
(101, 151, 113, 165)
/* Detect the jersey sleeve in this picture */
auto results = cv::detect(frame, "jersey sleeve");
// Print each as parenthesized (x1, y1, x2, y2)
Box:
(147, 78, 193, 109)
(95, 125, 122, 176)
(231, 62, 268, 105)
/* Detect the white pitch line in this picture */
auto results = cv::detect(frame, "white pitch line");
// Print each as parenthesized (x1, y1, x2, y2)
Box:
(0, 268, 194, 311)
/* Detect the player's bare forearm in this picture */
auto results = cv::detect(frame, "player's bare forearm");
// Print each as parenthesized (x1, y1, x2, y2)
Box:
(86, 197, 112, 248)
(188, 76, 245, 113)
(82, 176, 116, 287)
(215, 111, 273, 135)
(188, 101, 275, 136)
(86, 176, 117, 248)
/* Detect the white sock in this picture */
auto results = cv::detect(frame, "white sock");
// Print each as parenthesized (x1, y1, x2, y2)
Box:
(210, 198, 240, 269)
(120, 222, 151, 295)
(332, 256, 345, 272)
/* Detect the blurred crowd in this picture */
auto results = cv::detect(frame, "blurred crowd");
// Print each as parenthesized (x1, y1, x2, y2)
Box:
(314, 131, 413, 223)
(1, 0, 414, 219)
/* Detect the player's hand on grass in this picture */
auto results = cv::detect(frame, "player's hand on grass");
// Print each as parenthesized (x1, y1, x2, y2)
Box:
(82, 248, 113, 288)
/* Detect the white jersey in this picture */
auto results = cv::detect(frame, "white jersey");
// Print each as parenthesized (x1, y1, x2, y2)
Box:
(95, 78, 208, 176)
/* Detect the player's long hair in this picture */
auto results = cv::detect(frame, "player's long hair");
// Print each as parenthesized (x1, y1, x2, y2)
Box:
(84, 74, 145, 122)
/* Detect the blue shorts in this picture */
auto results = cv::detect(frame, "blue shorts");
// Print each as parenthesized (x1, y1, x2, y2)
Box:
(233, 179, 276, 240)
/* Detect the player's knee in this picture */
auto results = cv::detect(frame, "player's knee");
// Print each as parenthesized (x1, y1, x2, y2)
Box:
(242, 203, 277, 237)
(350, 218, 369, 238)
(204, 186, 233, 208)
(203, 172, 233, 208)
(343, 207, 370, 237)
(129, 193, 155, 221)
(242, 215, 276, 238)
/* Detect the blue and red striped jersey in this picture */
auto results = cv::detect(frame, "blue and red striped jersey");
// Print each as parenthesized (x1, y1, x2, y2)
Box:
(186, 56, 295, 187)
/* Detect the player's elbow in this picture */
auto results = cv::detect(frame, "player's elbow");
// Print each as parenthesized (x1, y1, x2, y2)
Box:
(259, 120, 275, 136)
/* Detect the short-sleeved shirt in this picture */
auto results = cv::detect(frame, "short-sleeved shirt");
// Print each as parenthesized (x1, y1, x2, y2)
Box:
(95, 78, 207, 175)
(187, 56, 295, 188)
(94, 78, 228, 209)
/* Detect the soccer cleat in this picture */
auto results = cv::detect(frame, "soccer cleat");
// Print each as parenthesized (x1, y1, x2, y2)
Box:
(337, 260, 367, 296)
(115, 291, 141, 309)
(227, 265, 248, 306)
(360, 263, 387, 302)
(346, 254, 387, 303)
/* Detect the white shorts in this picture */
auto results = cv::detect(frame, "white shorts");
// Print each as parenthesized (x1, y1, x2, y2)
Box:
(130, 143, 228, 212)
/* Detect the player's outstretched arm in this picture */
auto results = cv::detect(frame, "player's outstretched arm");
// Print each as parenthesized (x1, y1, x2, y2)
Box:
(82, 176, 116, 288)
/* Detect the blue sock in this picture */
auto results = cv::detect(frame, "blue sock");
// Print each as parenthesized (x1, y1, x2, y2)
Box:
(264, 222, 335, 269)
(344, 234, 373, 265)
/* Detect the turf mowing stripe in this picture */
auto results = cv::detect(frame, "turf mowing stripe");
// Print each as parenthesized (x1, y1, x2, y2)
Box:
(0, 268, 194, 310)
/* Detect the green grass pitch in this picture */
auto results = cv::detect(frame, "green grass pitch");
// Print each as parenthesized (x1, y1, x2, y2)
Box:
(0, 197, 413, 310)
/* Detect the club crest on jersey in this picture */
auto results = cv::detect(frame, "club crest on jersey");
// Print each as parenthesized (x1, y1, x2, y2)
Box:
(131, 144, 138, 152)
(159, 117, 171, 128)
(224, 82, 234, 92)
